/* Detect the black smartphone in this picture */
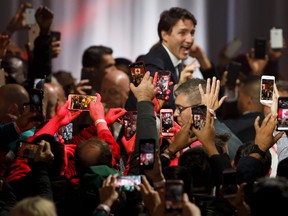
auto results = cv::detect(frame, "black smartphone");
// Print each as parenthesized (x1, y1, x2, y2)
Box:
(18, 141, 39, 159)
(221, 168, 238, 198)
(61, 123, 73, 144)
(254, 38, 266, 59)
(191, 105, 207, 130)
(51, 31, 61, 41)
(277, 97, 288, 131)
(114, 175, 141, 192)
(139, 139, 155, 170)
(165, 180, 184, 212)
(226, 61, 241, 87)
(123, 111, 137, 140)
(80, 67, 95, 95)
(156, 70, 171, 99)
(129, 61, 146, 87)
(29, 89, 44, 122)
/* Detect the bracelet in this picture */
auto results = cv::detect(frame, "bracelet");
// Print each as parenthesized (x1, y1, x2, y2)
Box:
(94, 204, 111, 215)
(153, 179, 166, 189)
(163, 148, 176, 160)
(95, 119, 107, 126)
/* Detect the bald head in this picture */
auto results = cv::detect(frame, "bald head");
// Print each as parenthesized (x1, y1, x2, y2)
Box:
(100, 69, 130, 108)
(0, 84, 29, 122)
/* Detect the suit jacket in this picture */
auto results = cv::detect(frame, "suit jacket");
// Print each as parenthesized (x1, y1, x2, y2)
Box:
(125, 44, 178, 111)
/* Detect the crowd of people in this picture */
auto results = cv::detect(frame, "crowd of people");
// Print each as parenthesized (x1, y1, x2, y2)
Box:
(0, 2, 288, 216)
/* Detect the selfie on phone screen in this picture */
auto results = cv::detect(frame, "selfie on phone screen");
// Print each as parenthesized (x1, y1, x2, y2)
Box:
(139, 139, 155, 169)
(277, 97, 288, 131)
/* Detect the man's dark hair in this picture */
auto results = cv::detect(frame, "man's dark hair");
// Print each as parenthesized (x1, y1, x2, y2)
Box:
(75, 137, 112, 176)
(157, 7, 197, 41)
(82, 45, 113, 68)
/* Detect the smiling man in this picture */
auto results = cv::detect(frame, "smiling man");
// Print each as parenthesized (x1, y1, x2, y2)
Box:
(139, 7, 199, 110)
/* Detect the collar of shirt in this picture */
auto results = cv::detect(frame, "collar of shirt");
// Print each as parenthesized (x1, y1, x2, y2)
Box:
(162, 43, 182, 68)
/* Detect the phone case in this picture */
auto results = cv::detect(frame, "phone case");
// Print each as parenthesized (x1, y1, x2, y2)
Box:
(270, 28, 283, 49)
(254, 38, 266, 59)
(123, 111, 137, 140)
(67, 94, 97, 111)
(226, 61, 241, 87)
(156, 71, 171, 99)
(165, 180, 184, 212)
(129, 61, 146, 87)
(139, 139, 155, 170)
(160, 109, 174, 137)
(191, 105, 207, 130)
(260, 75, 275, 104)
(277, 97, 288, 131)
(222, 168, 237, 198)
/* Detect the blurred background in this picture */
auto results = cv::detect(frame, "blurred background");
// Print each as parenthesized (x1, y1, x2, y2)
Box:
(0, 0, 287, 80)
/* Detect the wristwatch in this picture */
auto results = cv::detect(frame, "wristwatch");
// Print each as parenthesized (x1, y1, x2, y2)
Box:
(162, 148, 176, 160)
(250, 144, 267, 158)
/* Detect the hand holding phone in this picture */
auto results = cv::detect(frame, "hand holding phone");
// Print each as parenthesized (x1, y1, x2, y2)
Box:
(18, 142, 39, 159)
(260, 75, 275, 104)
(156, 70, 171, 99)
(129, 61, 146, 87)
(160, 109, 174, 137)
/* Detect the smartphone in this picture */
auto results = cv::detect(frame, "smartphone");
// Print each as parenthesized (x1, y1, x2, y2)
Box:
(270, 27, 283, 50)
(29, 89, 44, 122)
(224, 38, 242, 58)
(61, 123, 73, 143)
(160, 109, 174, 137)
(123, 111, 137, 140)
(221, 168, 238, 198)
(156, 70, 171, 99)
(260, 75, 275, 104)
(191, 105, 207, 130)
(129, 61, 146, 87)
(277, 97, 288, 131)
(25, 8, 36, 25)
(114, 175, 141, 191)
(165, 180, 184, 212)
(226, 61, 241, 87)
(18, 142, 39, 159)
(67, 94, 97, 111)
(139, 139, 155, 170)
(0, 68, 5, 87)
(80, 67, 95, 95)
(51, 31, 61, 41)
(254, 38, 266, 59)
(33, 76, 46, 90)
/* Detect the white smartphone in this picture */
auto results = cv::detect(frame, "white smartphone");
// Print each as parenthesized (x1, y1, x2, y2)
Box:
(224, 38, 242, 58)
(270, 27, 283, 50)
(260, 75, 275, 104)
(25, 8, 36, 25)
(160, 109, 174, 137)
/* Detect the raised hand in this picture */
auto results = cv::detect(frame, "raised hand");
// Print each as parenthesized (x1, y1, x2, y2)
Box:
(34, 140, 54, 164)
(56, 100, 82, 126)
(35, 6, 54, 35)
(74, 79, 92, 95)
(0, 34, 10, 58)
(89, 93, 105, 121)
(105, 108, 127, 125)
(199, 76, 227, 111)
(99, 174, 119, 208)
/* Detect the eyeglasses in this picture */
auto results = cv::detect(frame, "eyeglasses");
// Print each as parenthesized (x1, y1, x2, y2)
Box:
(175, 105, 193, 114)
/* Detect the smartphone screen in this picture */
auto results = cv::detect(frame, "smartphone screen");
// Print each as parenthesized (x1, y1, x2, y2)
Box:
(139, 139, 155, 170)
(160, 109, 174, 137)
(277, 97, 288, 131)
(114, 175, 141, 192)
(123, 111, 137, 140)
(226, 61, 241, 88)
(156, 70, 171, 99)
(129, 61, 146, 87)
(260, 75, 275, 104)
(270, 28, 283, 50)
(67, 94, 97, 111)
(254, 38, 266, 59)
(191, 105, 207, 130)
(18, 142, 39, 159)
(221, 168, 237, 198)
(61, 123, 73, 143)
(165, 180, 184, 212)
(29, 89, 44, 122)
